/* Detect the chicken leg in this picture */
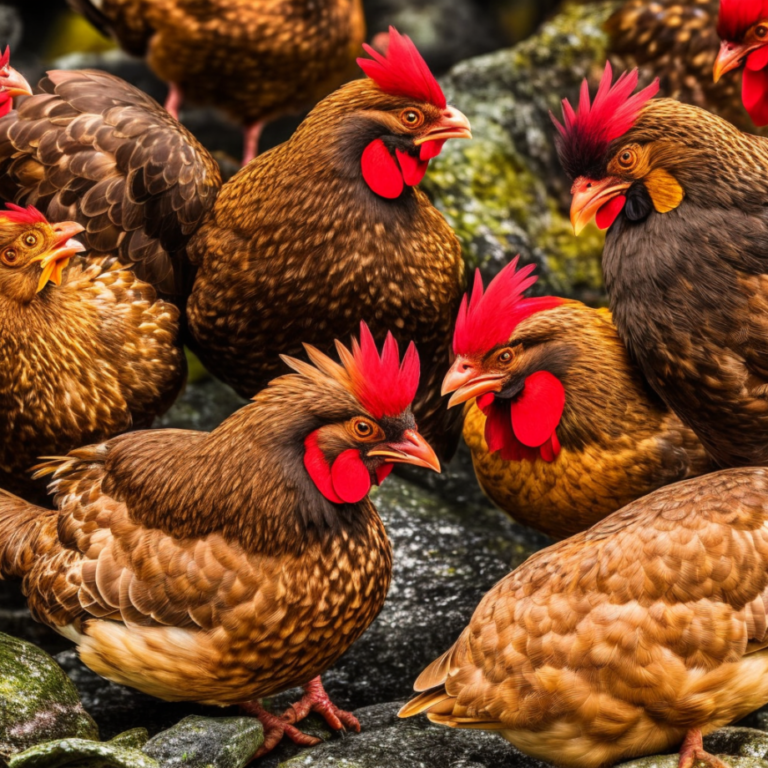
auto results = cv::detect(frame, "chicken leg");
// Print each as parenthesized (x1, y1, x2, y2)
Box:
(281, 676, 361, 733)
(678, 729, 729, 768)
(240, 700, 321, 758)
(164, 83, 183, 120)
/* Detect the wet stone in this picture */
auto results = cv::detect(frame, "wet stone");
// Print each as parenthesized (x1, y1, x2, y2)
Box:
(0, 633, 98, 761)
(141, 716, 264, 768)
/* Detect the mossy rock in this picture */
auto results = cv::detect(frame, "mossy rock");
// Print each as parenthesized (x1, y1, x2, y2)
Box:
(8, 732, 154, 768)
(142, 716, 263, 768)
(0, 633, 98, 761)
(426, 1, 620, 300)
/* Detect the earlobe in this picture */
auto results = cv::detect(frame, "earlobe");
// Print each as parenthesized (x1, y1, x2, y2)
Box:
(644, 168, 684, 213)
(331, 449, 372, 503)
(361, 139, 404, 199)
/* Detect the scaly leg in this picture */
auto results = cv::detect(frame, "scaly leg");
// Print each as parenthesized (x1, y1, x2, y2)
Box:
(242, 121, 265, 166)
(240, 700, 321, 758)
(678, 729, 729, 768)
(165, 84, 183, 120)
(281, 676, 361, 733)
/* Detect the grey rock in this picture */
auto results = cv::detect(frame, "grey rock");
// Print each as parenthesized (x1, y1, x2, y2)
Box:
(0, 632, 98, 761)
(425, 1, 619, 299)
(276, 701, 550, 768)
(142, 716, 263, 768)
(8, 734, 156, 768)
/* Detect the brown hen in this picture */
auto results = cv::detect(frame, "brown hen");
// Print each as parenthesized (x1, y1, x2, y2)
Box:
(0, 324, 439, 756)
(68, 0, 366, 163)
(0, 204, 184, 502)
(441, 260, 711, 540)
(402, 467, 768, 768)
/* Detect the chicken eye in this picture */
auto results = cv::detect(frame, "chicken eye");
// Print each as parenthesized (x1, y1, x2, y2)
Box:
(354, 420, 373, 437)
(757, 25, 768, 38)
(24, 233, 37, 247)
(2, 249, 18, 265)
(498, 349, 512, 363)
(400, 109, 424, 128)
(618, 148, 637, 169)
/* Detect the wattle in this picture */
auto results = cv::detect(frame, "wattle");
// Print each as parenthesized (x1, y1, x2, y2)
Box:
(596, 195, 626, 230)
(743, 50, 768, 127)
(478, 372, 565, 464)
(361, 138, 435, 199)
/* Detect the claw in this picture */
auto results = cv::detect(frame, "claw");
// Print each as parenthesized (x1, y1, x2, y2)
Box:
(280, 676, 361, 734)
(239, 700, 322, 759)
(678, 729, 729, 768)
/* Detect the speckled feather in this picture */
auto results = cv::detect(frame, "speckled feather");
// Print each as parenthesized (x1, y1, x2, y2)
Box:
(601, 99, 768, 467)
(402, 468, 768, 768)
(69, 0, 366, 127)
(606, 0, 763, 133)
(186, 79, 466, 458)
(0, 69, 222, 298)
(0, 256, 185, 500)
(463, 302, 711, 539)
(0, 367, 392, 705)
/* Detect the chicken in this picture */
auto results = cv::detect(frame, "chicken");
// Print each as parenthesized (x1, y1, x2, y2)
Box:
(401, 467, 768, 768)
(185, 28, 470, 460)
(0, 66, 222, 300)
(0, 323, 440, 756)
(67, 0, 366, 163)
(606, 0, 757, 132)
(713, 0, 768, 126)
(0, 204, 185, 502)
(555, 62, 768, 468)
(0, 47, 31, 116)
(441, 259, 711, 540)
(0, 34, 469, 460)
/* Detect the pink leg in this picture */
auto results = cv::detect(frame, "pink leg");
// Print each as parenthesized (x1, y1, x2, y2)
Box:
(239, 700, 321, 758)
(164, 84, 183, 120)
(280, 676, 361, 733)
(242, 121, 265, 166)
(678, 729, 729, 768)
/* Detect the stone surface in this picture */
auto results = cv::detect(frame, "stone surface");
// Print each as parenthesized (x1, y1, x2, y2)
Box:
(9, 733, 155, 768)
(424, 1, 619, 299)
(0, 632, 98, 761)
(142, 716, 264, 768)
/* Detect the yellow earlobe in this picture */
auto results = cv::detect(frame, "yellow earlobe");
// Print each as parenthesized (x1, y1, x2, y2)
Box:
(644, 168, 684, 214)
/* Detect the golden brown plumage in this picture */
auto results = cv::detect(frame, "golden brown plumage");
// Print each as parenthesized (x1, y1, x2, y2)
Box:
(446, 266, 711, 537)
(401, 467, 768, 768)
(67, 0, 366, 162)
(0, 206, 185, 502)
(0, 326, 439, 756)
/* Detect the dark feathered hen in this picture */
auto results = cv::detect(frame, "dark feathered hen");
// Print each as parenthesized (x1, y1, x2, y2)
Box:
(0, 204, 184, 502)
(558, 63, 768, 467)
(441, 260, 711, 539)
(68, 0, 366, 163)
(0, 68, 221, 299)
(401, 468, 768, 768)
(186, 30, 471, 459)
(0, 324, 439, 756)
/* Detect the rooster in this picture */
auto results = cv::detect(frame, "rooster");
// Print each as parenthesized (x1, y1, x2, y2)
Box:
(0, 203, 185, 502)
(713, 0, 768, 126)
(0, 323, 439, 756)
(441, 259, 711, 540)
(555, 62, 768, 468)
(67, 0, 366, 163)
(400, 467, 768, 768)
(0, 34, 470, 460)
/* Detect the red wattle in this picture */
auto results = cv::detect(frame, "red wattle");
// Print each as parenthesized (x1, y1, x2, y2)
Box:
(476, 392, 495, 414)
(395, 149, 429, 186)
(0, 97, 11, 118)
(375, 463, 394, 485)
(484, 401, 514, 454)
(595, 195, 626, 230)
(304, 432, 343, 504)
(748, 46, 768, 71)
(362, 139, 404, 199)
(743, 59, 768, 127)
(419, 139, 446, 161)
(331, 449, 372, 503)
(510, 371, 566, 448)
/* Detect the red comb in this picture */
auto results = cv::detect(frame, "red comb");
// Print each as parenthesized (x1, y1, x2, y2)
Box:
(0, 47, 9, 70)
(0, 203, 47, 226)
(718, 0, 768, 40)
(344, 322, 420, 418)
(358, 27, 446, 109)
(552, 62, 659, 180)
(453, 258, 563, 356)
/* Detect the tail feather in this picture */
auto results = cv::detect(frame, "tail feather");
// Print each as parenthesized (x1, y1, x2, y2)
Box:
(398, 684, 453, 718)
(0, 488, 54, 580)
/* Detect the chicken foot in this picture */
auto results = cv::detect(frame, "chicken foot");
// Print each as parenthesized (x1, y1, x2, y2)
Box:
(678, 729, 729, 768)
(281, 675, 361, 733)
(240, 700, 321, 758)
